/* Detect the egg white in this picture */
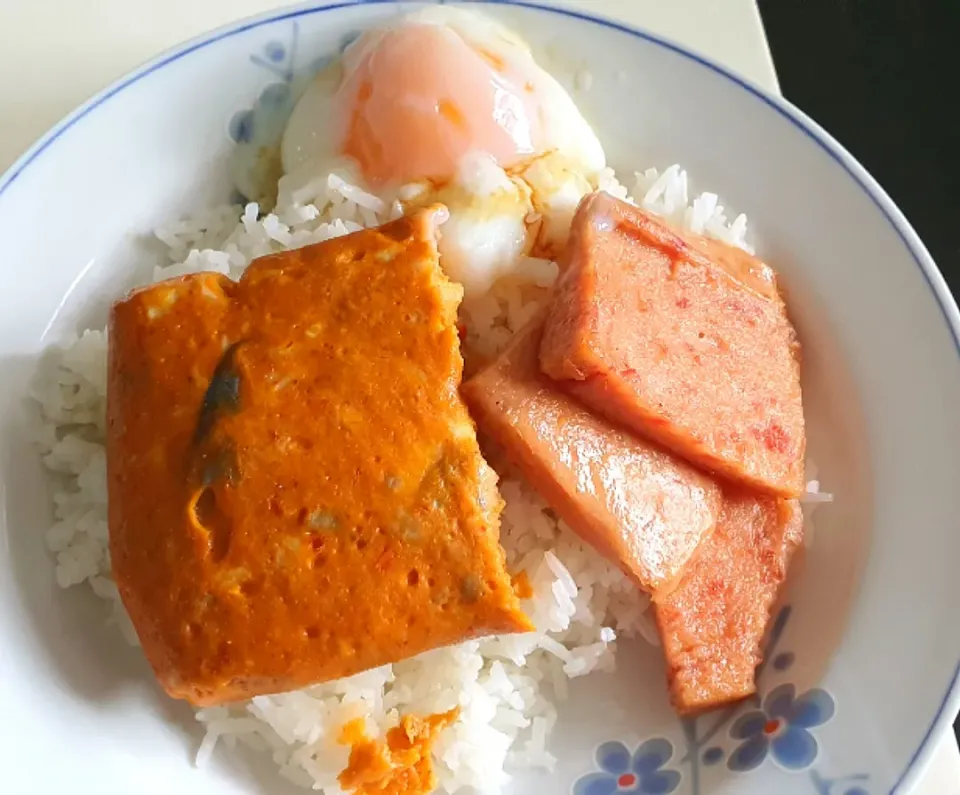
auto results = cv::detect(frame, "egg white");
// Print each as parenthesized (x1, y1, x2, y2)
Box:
(280, 7, 607, 297)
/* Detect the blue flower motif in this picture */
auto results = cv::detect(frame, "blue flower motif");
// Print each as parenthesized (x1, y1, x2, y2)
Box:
(727, 683, 835, 772)
(702, 746, 724, 766)
(249, 22, 299, 83)
(229, 109, 254, 144)
(773, 651, 796, 671)
(574, 739, 681, 794)
(264, 41, 286, 63)
(259, 82, 291, 109)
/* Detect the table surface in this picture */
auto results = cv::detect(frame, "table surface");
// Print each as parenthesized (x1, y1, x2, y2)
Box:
(0, 1, 956, 792)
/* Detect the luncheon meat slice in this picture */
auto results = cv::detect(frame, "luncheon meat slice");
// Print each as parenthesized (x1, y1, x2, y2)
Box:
(540, 191, 805, 497)
(462, 317, 722, 598)
(654, 494, 803, 714)
(107, 206, 532, 706)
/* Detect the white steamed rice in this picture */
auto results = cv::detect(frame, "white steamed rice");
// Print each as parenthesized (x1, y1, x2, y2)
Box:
(31, 162, 814, 793)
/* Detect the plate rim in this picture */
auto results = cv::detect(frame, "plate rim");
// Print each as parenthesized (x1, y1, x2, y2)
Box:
(1, 0, 957, 792)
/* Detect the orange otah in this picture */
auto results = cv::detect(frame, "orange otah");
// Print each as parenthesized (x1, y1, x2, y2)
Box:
(337, 709, 459, 795)
(107, 206, 532, 706)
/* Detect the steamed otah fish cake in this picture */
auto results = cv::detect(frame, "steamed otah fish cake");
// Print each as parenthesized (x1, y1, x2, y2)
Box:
(541, 191, 806, 497)
(463, 317, 722, 599)
(107, 206, 532, 706)
(655, 495, 803, 714)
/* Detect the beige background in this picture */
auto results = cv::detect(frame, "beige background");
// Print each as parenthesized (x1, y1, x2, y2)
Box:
(0, 0, 956, 791)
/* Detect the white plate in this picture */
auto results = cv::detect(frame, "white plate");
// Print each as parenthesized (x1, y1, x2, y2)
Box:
(1, 2, 958, 794)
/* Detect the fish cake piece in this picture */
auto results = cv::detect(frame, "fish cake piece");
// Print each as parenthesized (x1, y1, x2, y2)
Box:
(654, 494, 803, 714)
(463, 317, 722, 598)
(108, 206, 532, 706)
(540, 191, 805, 497)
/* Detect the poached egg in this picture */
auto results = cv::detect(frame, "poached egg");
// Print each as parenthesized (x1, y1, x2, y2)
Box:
(282, 7, 607, 295)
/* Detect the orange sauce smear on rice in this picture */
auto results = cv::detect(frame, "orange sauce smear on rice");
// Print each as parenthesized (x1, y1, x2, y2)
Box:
(338, 709, 460, 795)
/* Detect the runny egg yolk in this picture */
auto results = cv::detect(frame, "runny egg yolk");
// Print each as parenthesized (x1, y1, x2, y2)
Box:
(337, 24, 542, 186)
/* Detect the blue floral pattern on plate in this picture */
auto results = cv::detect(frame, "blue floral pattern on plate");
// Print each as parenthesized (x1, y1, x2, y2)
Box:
(228, 22, 369, 203)
(574, 739, 681, 795)
(572, 606, 870, 795)
(229, 24, 302, 147)
(728, 683, 835, 772)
